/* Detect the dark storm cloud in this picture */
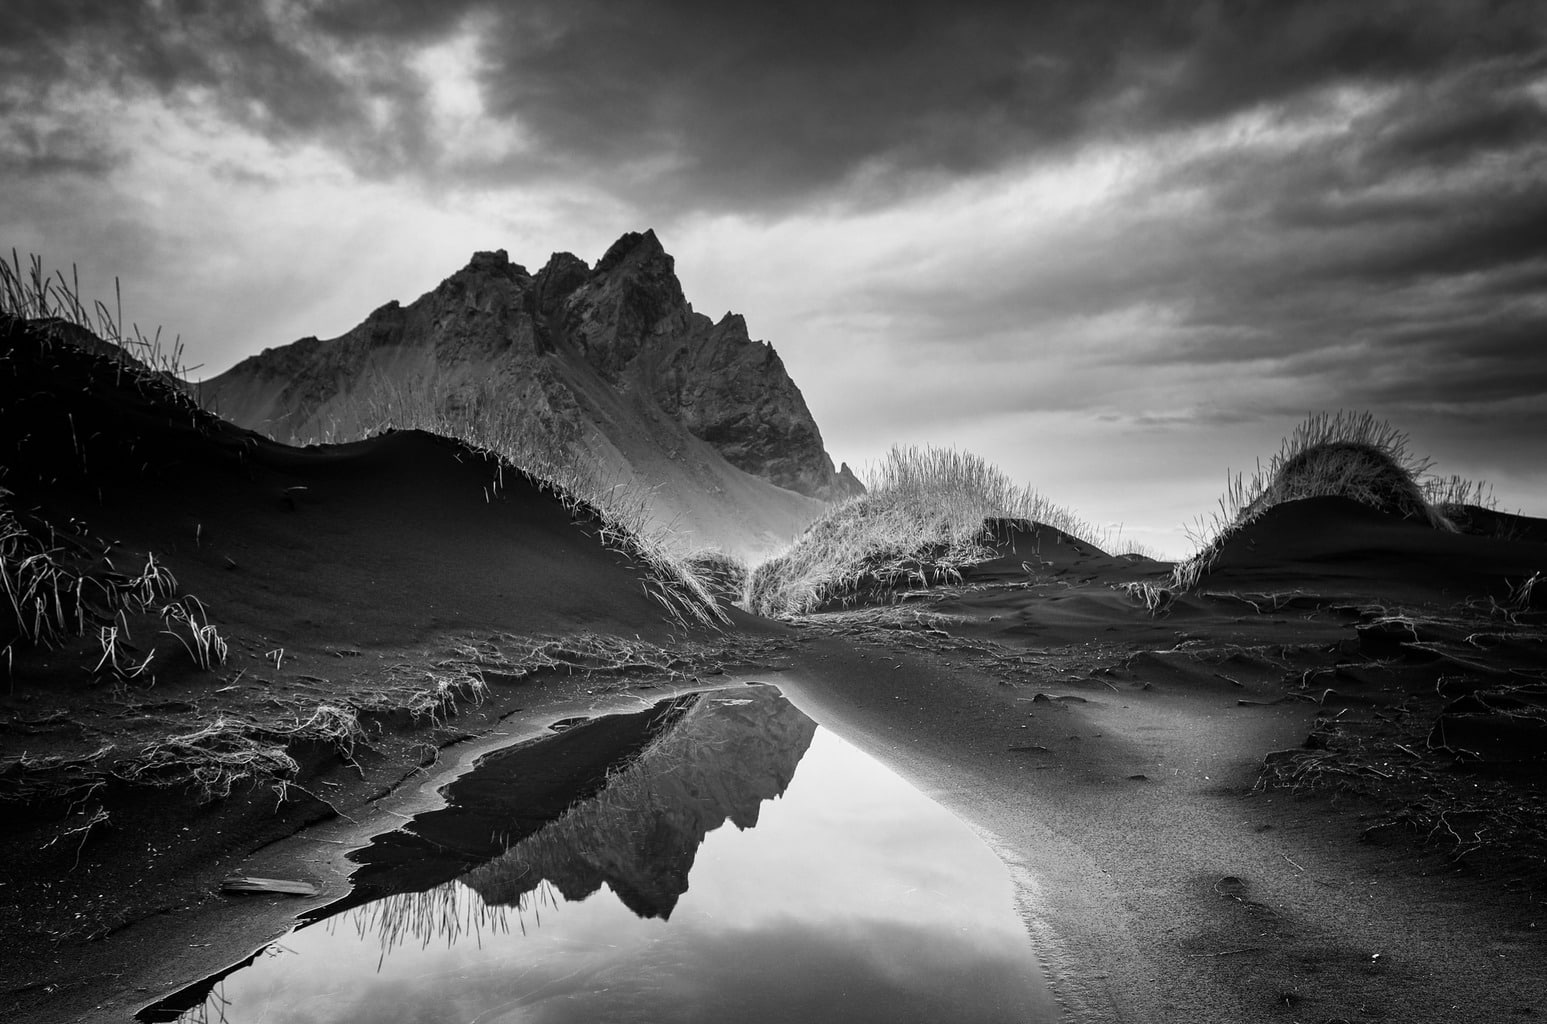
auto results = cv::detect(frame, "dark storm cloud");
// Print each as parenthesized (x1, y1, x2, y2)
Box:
(0, 0, 439, 175)
(841, 38, 1547, 432)
(6, 0, 1543, 208)
(1294, 188, 1547, 283)
(1158, 112, 1547, 399)
(406, 0, 1547, 210)
(1108, 0, 1542, 126)
(1367, 87, 1547, 170)
(463, 0, 1112, 207)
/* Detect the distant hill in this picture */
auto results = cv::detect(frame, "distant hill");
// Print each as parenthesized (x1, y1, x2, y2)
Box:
(198, 230, 862, 554)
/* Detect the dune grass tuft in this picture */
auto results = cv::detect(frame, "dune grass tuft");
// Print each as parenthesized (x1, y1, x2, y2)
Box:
(1422, 473, 1498, 519)
(366, 661, 490, 726)
(1174, 411, 1486, 591)
(115, 704, 368, 803)
(680, 549, 749, 606)
(1, 250, 200, 388)
(0, 494, 231, 683)
(116, 717, 305, 802)
(746, 445, 1108, 618)
(159, 596, 229, 670)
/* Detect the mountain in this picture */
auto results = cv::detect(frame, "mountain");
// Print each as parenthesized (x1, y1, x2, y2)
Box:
(198, 231, 863, 554)
(460, 683, 818, 920)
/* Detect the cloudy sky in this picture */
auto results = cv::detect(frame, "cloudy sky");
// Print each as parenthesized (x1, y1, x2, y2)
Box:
(5, 0, 1545, 554)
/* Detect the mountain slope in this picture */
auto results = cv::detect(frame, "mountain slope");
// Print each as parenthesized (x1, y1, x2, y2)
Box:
(199, 231, 861, 554)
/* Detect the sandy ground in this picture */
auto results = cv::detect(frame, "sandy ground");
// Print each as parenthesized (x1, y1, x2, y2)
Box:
(777, 633, 1545, 1023)
(764, 516, 1547, 1022)
(4, 316, 1547, 1022)
(9, 524, 1546, 1023)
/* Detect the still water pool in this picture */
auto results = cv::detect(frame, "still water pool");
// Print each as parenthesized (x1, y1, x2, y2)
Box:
(150, 685, 1057, 1023)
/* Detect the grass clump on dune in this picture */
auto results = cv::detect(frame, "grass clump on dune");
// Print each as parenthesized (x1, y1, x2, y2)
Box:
(1175, 411, 1484, 591)
(746, 445, 1107, 618)
(1, 250, 199, 391)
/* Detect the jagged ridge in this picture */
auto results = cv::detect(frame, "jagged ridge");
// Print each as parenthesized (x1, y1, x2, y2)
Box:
(460, 684, 818, 920)
(203, 231, 862, 509)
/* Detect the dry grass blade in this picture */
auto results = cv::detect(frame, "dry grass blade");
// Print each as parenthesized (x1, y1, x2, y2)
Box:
(348, 880, 557, 960)
(1424, 473, 1496, 513)
(0, 510, 76, 649)
(1121, 580, 1174, 616)
(116, 717, 301, 802)
(358, 662, 488, 727)
(113, 703, 365, 803)
(131, 552, 178, 608)
(2, 478, 203, 682)
(1509, 571, 1542, 611)
(0, 745, 115, 804)
(93, 623, 154, 680)
(41, 805, 111, 870)
(3, 697, 374, 807)
(469, 632, 693, 682)
(159, 595, 229, 670)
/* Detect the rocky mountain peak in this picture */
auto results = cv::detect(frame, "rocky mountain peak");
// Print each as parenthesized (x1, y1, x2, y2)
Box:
(467, 248, 510, 270)
(587, 230, 683, 319)
(201, 229, 864, 542)
(594, 228, 669, 275)
(564, 229, 689, 383)
(448, 249, 531, 287)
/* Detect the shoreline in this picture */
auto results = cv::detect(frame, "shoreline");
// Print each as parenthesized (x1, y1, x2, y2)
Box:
(772, 624, 1546, 1024)
(5, 611, 1545, 1023)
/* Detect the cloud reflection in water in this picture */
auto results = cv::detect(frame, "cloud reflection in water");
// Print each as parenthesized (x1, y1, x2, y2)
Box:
(169, 688, 1055, 1023)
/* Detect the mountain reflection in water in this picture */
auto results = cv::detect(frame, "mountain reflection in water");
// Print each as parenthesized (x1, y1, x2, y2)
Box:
(154, 684, 1056, 1023)
(462, 684, 818, 920)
